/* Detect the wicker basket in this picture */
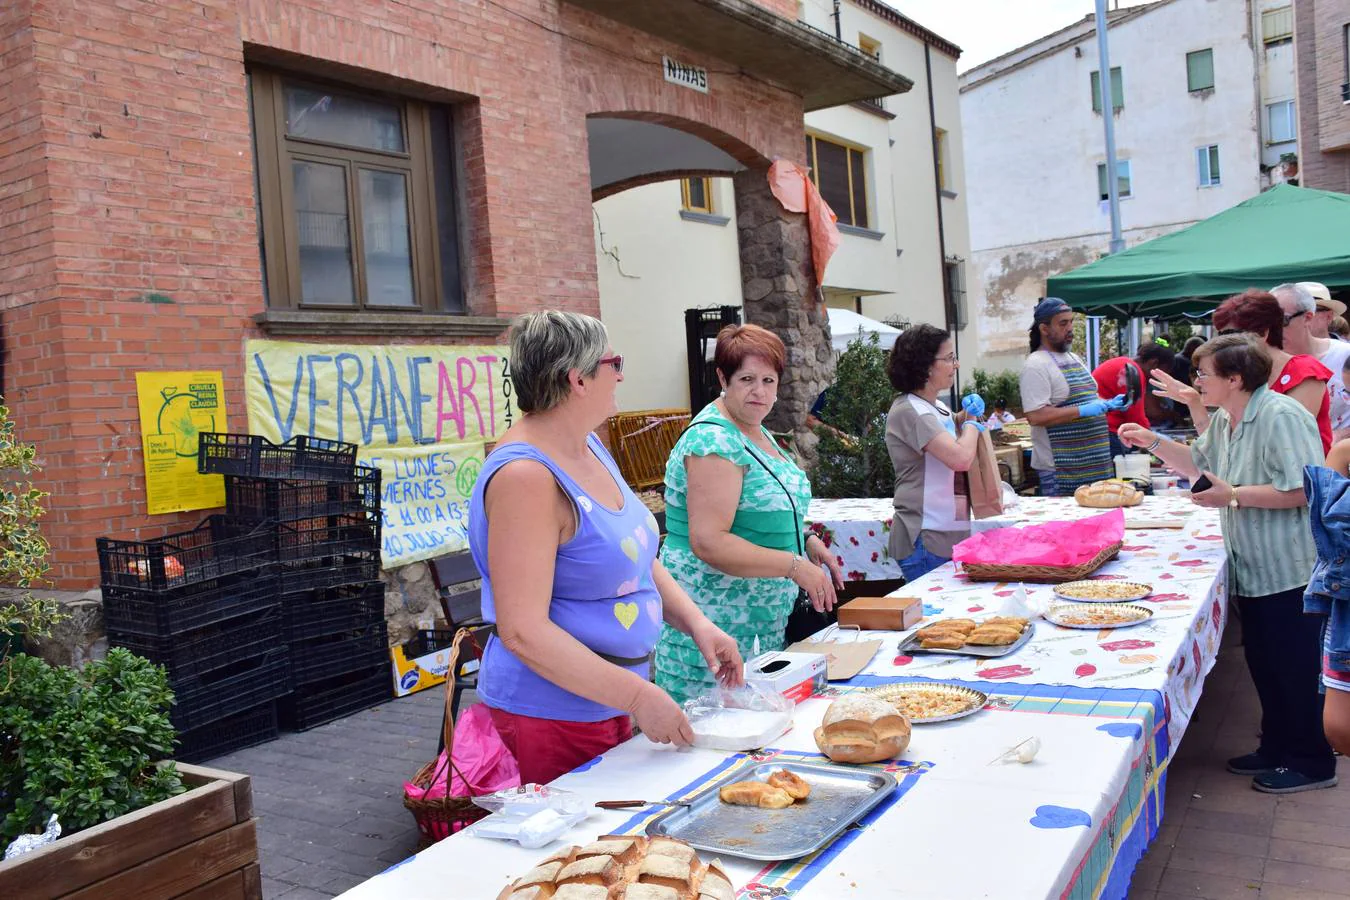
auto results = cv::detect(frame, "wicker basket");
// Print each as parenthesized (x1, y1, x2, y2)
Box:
(960, 541, 1124, 583)
(403, 629, 491, 842)
(606, 408, 690, 491)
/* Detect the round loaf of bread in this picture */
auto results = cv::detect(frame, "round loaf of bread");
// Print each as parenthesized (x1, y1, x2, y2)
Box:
(1074, 480, 1143, 508)
(812, 695, 912, 764)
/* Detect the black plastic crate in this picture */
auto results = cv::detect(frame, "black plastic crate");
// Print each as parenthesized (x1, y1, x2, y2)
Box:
(277, 515, 380, 564)
(403, 628, 458, 659)
(198, 432, 358, 480)
(108, 607, 284, 682)
(284, 581, 384, 642)
(224, 467, 381, 523)
(170, 647, 292, 733)
(101, 570, 280, 638)
(290, 621, 389, 688)
(279, 664, 393, 732)
(278, 552, 381, 594)
(175, 700, 279, 763)
(98, 516, 277, 593)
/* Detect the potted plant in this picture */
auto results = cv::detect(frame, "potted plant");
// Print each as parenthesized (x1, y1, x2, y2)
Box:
(0, 402, 261, 898)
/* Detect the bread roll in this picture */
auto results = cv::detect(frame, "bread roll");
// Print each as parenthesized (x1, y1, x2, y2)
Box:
(766, 769, 811, 800)
(718, 780, 793, 808)
(500, 836, 734, 900)
(1074, 480, 1143, 508)
(812, 695, 912, 764)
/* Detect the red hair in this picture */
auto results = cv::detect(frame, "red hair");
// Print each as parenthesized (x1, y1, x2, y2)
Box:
(1213, 289, 1284, 350)
(713, 323, 786, 380)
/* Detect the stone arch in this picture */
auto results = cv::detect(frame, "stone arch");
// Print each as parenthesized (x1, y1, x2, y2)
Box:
(585, 112, 769, 201)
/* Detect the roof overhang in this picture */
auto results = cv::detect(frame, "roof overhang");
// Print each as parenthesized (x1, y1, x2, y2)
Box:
(563, 0, 913, 110)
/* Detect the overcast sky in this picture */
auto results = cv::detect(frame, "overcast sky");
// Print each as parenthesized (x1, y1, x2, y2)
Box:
(887, 0, 1153, 72)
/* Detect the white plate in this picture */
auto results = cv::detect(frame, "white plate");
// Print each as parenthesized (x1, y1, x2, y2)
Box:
(864, 682, 989, 724)
(1053, 579, 1152, 603)
(1044, 602, 1153, 630)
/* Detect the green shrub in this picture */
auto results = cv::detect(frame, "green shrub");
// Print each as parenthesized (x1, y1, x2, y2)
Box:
(1, 648, 185, 843)
(0, 400, 64, 655)
(810, 333, 894, 499)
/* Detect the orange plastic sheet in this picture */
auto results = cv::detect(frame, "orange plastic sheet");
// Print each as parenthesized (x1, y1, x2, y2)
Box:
(768, 159, 840, 285)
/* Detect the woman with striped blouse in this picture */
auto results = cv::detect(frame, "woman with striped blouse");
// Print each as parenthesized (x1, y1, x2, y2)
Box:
(1119, 334, 1334, 794)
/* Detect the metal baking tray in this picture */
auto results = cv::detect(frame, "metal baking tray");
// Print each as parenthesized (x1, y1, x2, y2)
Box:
(645, 761, 897, 861)
(896, 620, 1036, 658)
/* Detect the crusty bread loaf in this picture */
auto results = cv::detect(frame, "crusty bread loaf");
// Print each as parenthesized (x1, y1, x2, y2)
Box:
(1074, 480, 1144, 508)
(812, 695, 912, 764)
(718, 780, 793, 808)
(498, 835, 735, 900)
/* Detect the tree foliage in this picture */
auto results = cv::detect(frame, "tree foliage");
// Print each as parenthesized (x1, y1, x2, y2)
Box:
(809, 334, 895, 499)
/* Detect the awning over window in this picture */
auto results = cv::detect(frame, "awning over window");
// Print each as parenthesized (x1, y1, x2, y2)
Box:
(564, 0, 913, 110)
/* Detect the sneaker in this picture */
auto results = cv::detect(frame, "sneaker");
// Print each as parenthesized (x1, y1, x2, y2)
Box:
(1252, 768, 1338, 794)
(1227, 751, 1279, 775)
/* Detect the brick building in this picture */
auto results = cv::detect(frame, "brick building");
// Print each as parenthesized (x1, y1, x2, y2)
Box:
(1, 0, 908, 594)
(1293, 0, 1350, 191)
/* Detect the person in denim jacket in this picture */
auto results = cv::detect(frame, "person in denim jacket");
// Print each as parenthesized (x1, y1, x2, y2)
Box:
(1305, 441, 1350, 755)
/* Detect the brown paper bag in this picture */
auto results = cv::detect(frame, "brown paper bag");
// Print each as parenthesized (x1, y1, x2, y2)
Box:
(786, 639, 883, 681)
(968, 428, 1004, 519)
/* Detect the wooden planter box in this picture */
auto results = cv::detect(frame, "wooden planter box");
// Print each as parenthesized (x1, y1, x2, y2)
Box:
(0, 762, 260, 900)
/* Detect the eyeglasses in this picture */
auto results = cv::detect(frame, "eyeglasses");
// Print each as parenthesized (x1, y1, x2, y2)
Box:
(1283, 311, 1309, 326)
(596, 354, 624, 374)
(936, 353, 959, 364)
(1191, 370, 1214, 382)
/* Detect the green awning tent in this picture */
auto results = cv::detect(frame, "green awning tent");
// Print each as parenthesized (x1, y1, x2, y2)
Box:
(1045, 184, 1350, 319)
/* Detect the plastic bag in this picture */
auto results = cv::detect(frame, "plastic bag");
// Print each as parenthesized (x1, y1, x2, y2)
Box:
(952, 509, 1124, 568)
(402, 704, 520, 805)
(4, 815, 60, 860)
(464, 783, 589, 849)
(684, 682, 793, 752)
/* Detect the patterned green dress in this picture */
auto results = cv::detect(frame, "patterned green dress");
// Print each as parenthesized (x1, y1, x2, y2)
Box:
(655, 403, 812, 706)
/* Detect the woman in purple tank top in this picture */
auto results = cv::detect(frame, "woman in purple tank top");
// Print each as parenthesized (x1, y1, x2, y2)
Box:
(468, 311, 744, 784)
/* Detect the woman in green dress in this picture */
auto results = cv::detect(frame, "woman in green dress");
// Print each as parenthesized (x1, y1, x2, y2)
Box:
(655, 324, 844, 705)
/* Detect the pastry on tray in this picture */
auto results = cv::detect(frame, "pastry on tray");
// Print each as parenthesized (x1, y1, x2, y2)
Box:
(813, 695, 911, 764)
(1074, 479, 1144, 508)
(965, 624, 1022, 646)
(766, 769, 811, 800)
(718, 780, 793, 809)
(498, 835, 734, 900)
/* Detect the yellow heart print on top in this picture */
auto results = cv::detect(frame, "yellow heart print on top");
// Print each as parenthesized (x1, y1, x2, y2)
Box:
(620, 536, 640, 562)
(614, 601, 639, 630)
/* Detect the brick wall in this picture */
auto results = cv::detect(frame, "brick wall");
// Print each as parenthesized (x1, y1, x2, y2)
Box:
(1294, 0, 1350, 191)
(2, 0, 806, 587)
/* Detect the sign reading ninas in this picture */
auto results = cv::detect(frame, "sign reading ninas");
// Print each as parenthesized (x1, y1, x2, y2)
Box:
(663, 56, 708, 93)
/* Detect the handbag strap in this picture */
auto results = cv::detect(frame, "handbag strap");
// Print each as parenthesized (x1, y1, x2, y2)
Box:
(683, 419, 804, 556)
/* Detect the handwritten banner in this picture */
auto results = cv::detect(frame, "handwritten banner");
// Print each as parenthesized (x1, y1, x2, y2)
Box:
(244, 340, 511, 567)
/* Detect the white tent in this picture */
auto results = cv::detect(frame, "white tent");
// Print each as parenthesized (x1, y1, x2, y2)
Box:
(827, 307, 902, 354)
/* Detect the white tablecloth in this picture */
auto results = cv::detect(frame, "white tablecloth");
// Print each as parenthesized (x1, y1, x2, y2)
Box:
(341, 497, 1228, 900)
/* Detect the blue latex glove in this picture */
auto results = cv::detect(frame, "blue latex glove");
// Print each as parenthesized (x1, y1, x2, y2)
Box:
(1104, 393, 1129, 410)
(963, 419, 987, 433)
(1077, 398, 1111, 418)
(961, 393, 986, 418)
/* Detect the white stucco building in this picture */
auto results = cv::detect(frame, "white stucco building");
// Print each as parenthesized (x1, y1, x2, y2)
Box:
(960, 0, 1297, 373)
(593, 0, 971, 412)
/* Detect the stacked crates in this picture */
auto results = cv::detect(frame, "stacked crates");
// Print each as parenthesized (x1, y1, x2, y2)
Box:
(97, 516, 289, 762)
(199, 433, 393, 731)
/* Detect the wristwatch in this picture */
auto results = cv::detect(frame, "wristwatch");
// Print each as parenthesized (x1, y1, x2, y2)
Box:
(1229, 486, 1240, 510)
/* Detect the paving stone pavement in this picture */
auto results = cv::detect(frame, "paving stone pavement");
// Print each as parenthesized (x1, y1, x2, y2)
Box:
(205, 643, 1348, 899)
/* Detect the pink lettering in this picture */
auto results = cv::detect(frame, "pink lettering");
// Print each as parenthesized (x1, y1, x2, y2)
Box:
(476, 355, 498, 434)
(457, 357, 486, 438)
(435, 361, 465, 441)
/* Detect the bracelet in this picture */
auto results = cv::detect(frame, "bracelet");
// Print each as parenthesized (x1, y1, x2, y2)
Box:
(787, 553, 803, 580)
(1145, 436, 1161, 453)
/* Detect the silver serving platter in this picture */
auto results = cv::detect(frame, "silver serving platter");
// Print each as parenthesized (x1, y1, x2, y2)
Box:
(865, 682, 989, 724)
(895, 620, 1036, 658)
(645, 761, 897, 861)
(1053, 580, 1153, 603)
(1044, 602, 1154, 630)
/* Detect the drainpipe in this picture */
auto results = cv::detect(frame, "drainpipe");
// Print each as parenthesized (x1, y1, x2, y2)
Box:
(833, 0, 842, 41)
(924, 43, 958, 400)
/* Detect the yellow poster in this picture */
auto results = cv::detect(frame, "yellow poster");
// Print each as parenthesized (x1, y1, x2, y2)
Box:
(244, 340, 511, 567)
(135, 371, 227, 515)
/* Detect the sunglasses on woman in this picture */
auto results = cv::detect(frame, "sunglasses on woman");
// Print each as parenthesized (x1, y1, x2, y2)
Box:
(596, 355, 624, 374)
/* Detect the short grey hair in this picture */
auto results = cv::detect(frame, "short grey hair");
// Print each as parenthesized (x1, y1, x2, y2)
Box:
(1270, 282, 1316, 314)
(509, 310, 609, 413)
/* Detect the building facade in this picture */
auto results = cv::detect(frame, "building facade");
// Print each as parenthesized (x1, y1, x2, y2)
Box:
(1, 0, 909, 590)
(594, 0, 970, 412)
(960, 0, 1296, 373)
(1293, 0, 1350, 191)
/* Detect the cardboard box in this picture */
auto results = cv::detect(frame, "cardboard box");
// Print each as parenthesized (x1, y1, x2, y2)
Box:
(389, 633, 480, 698)
(745, 650, 827, 704)
(837, 596, 924, 632)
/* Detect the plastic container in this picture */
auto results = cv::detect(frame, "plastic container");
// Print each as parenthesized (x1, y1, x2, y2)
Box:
(466, 784, 589, 849)
(279, 664, 393, 731)
(101, 570, 280, 637)
(108, 606, 284, 681)
(283, 581, 385, 641)
(277, 552, 381, 594)
(224, 467, 381, 522)
(289, 621, 390, 688)
(169, 647, 292, 732)
(198, 432, 358, 480)
(684, 683, 793, 751)
(1113, 454, 1151, 481)
(276, 516, 381, 564)
(97, 516, 277, 593)
(176, 700, 279, 763)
